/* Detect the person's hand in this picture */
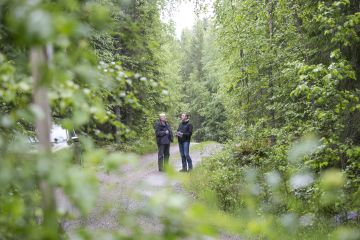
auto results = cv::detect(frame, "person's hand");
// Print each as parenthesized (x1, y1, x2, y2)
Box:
(165, 130, 169, 134)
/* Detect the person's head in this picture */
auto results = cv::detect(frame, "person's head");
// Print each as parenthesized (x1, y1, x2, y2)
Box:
(159, 113, 167, 122)
(180, 113, 189, 122)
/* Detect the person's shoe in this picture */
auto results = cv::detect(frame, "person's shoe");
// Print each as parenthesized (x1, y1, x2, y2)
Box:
(187, 168, 193, 172)
(179, 169, 187, 172)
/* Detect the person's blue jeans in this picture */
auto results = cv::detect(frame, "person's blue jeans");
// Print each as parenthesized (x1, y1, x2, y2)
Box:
(179, 141, 192, 170)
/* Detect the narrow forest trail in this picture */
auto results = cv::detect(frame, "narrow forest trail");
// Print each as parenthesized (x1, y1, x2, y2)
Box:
(61, 142, 231, 238)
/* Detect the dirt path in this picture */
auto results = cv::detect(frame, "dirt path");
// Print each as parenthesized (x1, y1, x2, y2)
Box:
(62, 142, 224, 236)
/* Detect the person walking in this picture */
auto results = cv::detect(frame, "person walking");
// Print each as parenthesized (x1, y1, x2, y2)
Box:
(155, 113, 173, 172)
(176, 113, 193, 172)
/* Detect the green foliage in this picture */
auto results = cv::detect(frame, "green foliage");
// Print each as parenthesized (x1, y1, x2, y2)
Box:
(1, 0, 360, 239)
(0, 0, 185, 239)
(186, 138, 360, 239)
(177, 20, 228, 142)
(178, 0, 360, 238)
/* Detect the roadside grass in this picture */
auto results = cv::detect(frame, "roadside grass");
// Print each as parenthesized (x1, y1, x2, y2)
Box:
(182, 149, 222, 206)
(103, 139, 157, 155)
(190, 141, 218, 151)
(129, 139, 157, 154)
(182, 146, 360, 240)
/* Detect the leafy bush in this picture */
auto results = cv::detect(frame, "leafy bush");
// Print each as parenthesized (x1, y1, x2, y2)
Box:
(186, 137, 360, 239)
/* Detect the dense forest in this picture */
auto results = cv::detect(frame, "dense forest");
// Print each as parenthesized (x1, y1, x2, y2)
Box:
(0, 0, 359, 239)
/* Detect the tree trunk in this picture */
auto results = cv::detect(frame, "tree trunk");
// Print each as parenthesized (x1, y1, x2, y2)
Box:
(31, 45, 59, 237)
(268, 0, 277, 146)
(114, 105, 122, 143)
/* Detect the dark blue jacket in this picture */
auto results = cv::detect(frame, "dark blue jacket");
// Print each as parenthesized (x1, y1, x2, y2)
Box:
(177, 121, 193, 143)
(155, 121, 173, 145)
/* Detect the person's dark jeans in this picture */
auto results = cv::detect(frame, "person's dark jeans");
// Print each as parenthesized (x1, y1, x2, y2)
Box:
(179, 141, 192, 171)
(158, 144, 170, 171)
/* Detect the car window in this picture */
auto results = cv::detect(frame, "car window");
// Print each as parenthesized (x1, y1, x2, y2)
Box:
(28, 135, 39, 143)
(50, 125, 68, 143)
(69, 130, 77, 138)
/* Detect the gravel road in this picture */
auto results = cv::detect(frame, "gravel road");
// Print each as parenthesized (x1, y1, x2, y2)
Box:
(60, 142, 240, 239)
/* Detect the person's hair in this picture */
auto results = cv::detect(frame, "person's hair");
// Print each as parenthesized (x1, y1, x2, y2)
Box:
(181, 113, 189, 119)
(159, 113, 166, 118)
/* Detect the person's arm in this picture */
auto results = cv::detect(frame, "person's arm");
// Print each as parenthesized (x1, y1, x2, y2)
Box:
(155, 124, 167, 137)
(176, 124, 183, 137)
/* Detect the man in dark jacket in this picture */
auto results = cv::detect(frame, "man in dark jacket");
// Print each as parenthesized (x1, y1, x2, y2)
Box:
(176, 113, 193, 172)
(155, 113, 173, 172)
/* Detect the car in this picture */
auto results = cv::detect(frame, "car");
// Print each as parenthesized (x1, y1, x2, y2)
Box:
(28, 124, 82, 164)
(50, 124, 79, 152)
